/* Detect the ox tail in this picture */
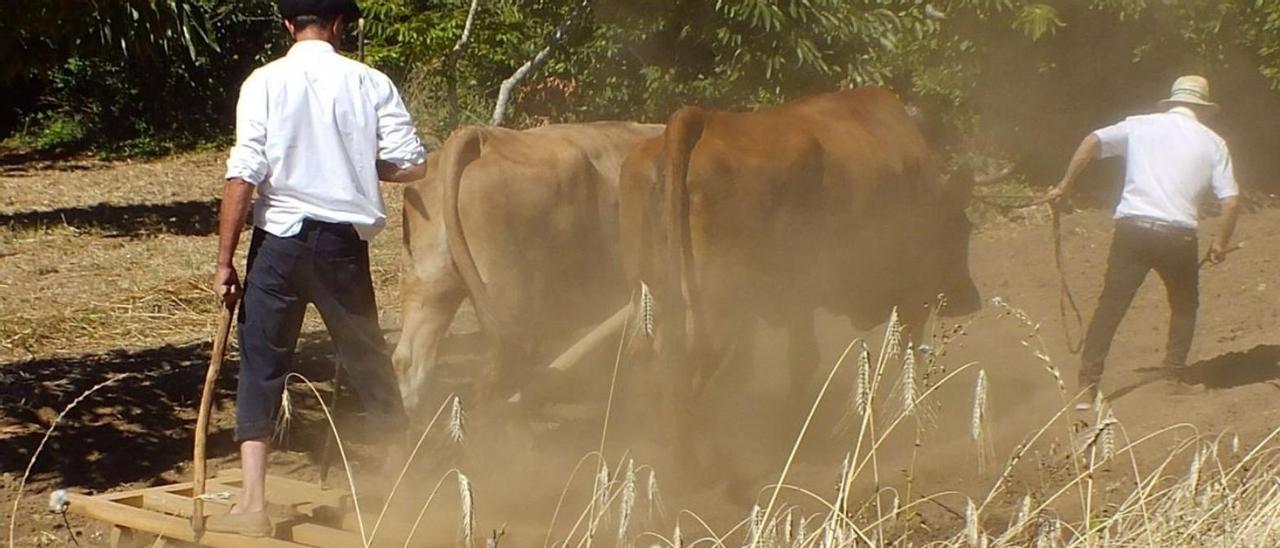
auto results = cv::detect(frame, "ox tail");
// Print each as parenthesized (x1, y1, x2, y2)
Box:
(440, 126, 503, 341)
(661, 107, 706, 351)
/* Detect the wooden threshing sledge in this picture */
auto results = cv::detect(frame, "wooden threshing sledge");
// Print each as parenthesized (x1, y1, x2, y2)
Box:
(66, 468, 361, 548)
(65, 308, 367, 547)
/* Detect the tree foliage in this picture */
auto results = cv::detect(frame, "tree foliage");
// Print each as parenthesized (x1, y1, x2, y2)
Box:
(5, 0, 1280, 184)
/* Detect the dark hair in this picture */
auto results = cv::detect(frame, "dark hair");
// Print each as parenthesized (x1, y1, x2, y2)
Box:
(288, 13, 338, 31)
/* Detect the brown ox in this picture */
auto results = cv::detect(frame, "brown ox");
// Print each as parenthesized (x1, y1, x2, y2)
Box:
(618, 87, 981, 455)
(394, 122, 663, 412)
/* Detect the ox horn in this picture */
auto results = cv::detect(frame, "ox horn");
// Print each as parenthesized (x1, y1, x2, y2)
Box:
(511, 304, 633, 405)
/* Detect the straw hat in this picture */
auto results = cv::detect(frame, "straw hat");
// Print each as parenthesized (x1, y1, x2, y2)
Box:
(1158, 75, 1219, 113)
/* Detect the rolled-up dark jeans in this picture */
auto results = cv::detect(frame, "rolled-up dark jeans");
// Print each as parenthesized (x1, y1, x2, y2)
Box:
(1079, 217, 1199, 389)
(235, 221, 407, 442)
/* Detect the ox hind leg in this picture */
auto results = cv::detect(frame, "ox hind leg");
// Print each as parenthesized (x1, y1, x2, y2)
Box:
(393, 269, 466, 417)
(658, 296, 752, 485)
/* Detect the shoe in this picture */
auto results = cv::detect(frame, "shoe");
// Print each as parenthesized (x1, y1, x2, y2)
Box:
(1073, 385, 1101, 412)
(1162, 378, 1204, 396)
(203, 509, 272, 537)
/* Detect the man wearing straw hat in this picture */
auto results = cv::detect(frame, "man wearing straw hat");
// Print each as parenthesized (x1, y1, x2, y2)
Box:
(210, 0, 426, 535)
(1046, 75, 1241, 411)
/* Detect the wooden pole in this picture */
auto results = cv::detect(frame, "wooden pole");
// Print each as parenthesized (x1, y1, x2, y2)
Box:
(192, 304, 235, 534)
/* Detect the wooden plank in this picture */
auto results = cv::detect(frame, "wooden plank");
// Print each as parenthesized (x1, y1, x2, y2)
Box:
(68, 493, 307, 548)
(212, 470, 351, 509)
(70, 471, 378, 548)
(110, 525, 149, 548)
(140, 491, 362, 548)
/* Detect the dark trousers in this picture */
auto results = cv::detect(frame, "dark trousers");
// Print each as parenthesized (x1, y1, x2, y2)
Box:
(235, 222, 406, 442)
(1079, 219, 1199, 389)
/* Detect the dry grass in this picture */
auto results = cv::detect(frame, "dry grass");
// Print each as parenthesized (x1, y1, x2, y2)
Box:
(0, 150, 409, 362)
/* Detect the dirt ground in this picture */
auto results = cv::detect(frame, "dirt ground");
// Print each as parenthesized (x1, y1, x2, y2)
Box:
(2, 150, 1278, 546)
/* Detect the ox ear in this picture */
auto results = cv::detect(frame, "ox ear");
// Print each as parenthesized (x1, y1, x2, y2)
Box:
(942, 166, 976, 209)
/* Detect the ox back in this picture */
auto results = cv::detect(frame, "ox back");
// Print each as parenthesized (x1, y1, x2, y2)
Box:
(618, 87, 980, 465)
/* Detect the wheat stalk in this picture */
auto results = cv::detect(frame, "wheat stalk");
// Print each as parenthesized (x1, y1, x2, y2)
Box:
(273, 386, 293, 443)
(964, 497, 979, 546)
(8, 373, 133, 548)
(971, 370, 987, 442)
(282, 373, 368, 544)
(458, 472, 476, 547)
(854, 344, 871, 417)
(370, 394, 460, 544)
(1100, 410, 1117, 461)
(1186, 447, 1204, 501)
(834, 453, 851, 511)
(900, 341, 917, 419)
(884, 308, 903, 360)
(1076, 409, 1119, 463)
(400, 468, 470, 548)
(449, 395, 466, 443)
(747, 503, 762, 545)
(617, 459, 636, 547)
(972, 369, 994, 472)
(755, 339, 861, 547)
(1033, 512, 1060, 548)
(639, 281, 655, 337)
(645, 467, 662, 519)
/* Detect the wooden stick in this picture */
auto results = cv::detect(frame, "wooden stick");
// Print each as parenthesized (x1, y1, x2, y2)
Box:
(317, 364, 342, 488)
(192, 305, 235, 534)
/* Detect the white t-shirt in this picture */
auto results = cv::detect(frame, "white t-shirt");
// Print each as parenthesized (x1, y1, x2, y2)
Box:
(1093, 108, 1238, 229)
(225, 40, 427, 240)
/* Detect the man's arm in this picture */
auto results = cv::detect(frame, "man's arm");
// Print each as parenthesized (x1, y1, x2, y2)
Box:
(1046, 133, 1101, 202)
(214, 178, 255, 306)
(376, 159, 427, 183)
(369, 72, 427, 183)
(1209, 195, 1241, 263)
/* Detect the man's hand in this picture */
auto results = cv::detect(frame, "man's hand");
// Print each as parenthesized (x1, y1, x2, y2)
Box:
(1207, 240, 1229, 265)
(214, 264, 241, 307)
(376, 159, 427, 183)
(1044, 184, 1067, 204)
(1207, 195, 1241, 266)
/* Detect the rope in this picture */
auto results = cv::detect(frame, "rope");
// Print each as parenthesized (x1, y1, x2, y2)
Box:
(975, 193, 1085, 354)
(1051, 204, 1085, 354)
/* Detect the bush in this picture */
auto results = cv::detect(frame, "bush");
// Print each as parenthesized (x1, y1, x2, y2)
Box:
(3, 0, 280, 157)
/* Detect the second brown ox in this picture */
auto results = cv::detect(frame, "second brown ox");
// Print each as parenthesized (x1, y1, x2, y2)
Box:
(618, 87, 982, 457)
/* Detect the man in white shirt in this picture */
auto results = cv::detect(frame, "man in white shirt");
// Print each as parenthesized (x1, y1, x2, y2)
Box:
(1046, 75, 1241, 411)
(210, 0, 426, 535)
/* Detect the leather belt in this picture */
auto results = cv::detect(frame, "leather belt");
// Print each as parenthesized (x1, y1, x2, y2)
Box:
(1118, 216, 1196, 236)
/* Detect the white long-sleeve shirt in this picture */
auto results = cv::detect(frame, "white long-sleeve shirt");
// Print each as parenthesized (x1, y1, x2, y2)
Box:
(225, 40, 426, 240)
(1093, 107, 1238, 229)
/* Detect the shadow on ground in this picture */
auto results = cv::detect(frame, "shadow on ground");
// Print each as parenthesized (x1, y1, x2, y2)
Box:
(0, 149, 96, 176)
(0, 200, 219, 237)
(0, 332, 381, 492)
(1177, 344, 1280, 389)
(1112, 344, 1280, 401)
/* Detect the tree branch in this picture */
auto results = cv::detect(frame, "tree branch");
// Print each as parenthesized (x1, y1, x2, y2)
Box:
(445, 0, 482, 129)
(453, 0, 481, 54)
(490, 0, 590, 127)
